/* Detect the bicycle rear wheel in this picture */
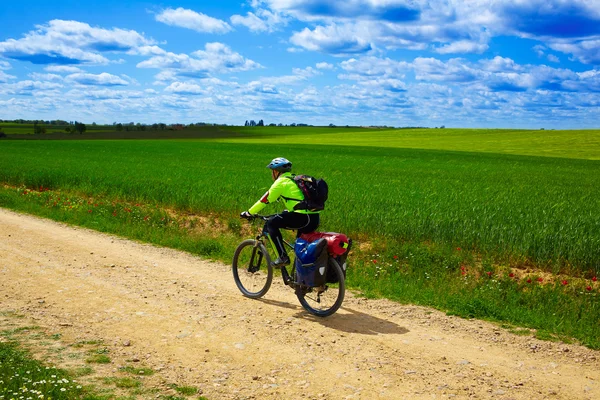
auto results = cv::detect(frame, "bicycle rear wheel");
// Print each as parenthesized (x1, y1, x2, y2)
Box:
(232, 239, 273, 298)
(297, 257, 345, 317)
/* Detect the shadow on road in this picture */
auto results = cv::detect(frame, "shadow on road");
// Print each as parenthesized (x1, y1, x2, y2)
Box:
(256, 297, 301, 311)
(295, 307, 409, 335)
(254, 299, 408, 336)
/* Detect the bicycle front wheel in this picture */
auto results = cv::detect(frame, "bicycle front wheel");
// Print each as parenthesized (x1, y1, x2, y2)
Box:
(297, 257, 345, 317)
(232, 239, 273, 298)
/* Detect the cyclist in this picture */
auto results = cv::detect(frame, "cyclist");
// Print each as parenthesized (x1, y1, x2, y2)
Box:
(240, 157, 320, 266)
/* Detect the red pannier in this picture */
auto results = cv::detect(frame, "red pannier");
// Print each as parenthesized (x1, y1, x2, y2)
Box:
(299, 231, 352, 284)
(299, 232, 350, 256)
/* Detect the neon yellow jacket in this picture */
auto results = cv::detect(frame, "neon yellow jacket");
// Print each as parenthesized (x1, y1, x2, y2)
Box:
(248, 172, 318, 215)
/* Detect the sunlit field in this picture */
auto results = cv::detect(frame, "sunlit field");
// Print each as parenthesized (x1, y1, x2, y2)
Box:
(1, 135, 599, 270)
(1, 127, 599, 347)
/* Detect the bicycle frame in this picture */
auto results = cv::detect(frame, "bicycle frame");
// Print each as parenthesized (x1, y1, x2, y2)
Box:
(251, 216, 296, 286)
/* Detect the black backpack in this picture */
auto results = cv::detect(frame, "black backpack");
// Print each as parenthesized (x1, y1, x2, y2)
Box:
(286, 174, 328, 212)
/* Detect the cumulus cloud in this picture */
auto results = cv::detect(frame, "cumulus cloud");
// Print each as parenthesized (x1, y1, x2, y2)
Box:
(230, 12, 269, 32)
(6, 80, 63, 94)
(45, 65, 84, 74)
(164, 82, 207, 95)
(28, 73, 64, 82)
(0, 70, 16, 82)
(0, 20, 156, 65)
(548, 39, 600, 64)
(66, 72, 129, 86)
(258, 0, 600, 63)
(290, 23, 373, 55)
(316, 62, 334, 70)
(493, 0, 600, 39)
(434, 40, 489, 54)
(138, 42, 261, 79)
(155, 8, 232, 34)
(257, 0, 421, 22)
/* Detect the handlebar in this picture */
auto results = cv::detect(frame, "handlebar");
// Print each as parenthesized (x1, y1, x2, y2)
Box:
(241, 214, 275, 221)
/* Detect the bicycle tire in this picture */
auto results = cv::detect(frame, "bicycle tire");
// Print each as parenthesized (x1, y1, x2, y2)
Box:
(232, 239, 273, 298)
(297, 257, 345, 317)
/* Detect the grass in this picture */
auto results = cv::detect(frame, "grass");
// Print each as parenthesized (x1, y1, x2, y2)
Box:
(0, 341, 97, 399)
(216, 126, 600, 160)
(1, 317, 210, 400)
(0, 127, 599, 349)
(0, 139, 599, 271)
(168, 384, 198, 396)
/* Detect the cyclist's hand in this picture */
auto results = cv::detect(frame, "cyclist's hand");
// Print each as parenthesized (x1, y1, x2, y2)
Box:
(240, 211, 253, 220)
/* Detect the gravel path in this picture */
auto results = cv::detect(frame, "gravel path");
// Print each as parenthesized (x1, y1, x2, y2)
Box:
(1, 207, 598, 399)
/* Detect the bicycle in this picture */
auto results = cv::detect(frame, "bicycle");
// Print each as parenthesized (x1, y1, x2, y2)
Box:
(232, 214, 347, 317)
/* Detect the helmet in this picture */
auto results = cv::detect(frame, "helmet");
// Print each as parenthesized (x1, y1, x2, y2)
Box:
(266, 157, 292, 172)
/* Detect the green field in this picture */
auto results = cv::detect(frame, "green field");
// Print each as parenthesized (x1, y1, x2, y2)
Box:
(1, 132, 599, 270)
(1, 126, 599, 347)
(216, 126, 600, 160)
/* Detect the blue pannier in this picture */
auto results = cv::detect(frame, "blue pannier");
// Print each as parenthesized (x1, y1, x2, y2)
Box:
(294, 238, 328, 287)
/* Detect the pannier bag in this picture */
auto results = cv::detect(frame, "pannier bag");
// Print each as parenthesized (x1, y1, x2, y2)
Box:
(299, 231, 350, 256)
(294, 238, 329, 287)
(299, 232, 352, 283)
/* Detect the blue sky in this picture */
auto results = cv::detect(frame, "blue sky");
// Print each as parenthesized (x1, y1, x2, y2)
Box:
(0, 0, 599, 128)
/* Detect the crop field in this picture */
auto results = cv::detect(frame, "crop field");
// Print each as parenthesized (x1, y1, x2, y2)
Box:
(1, 129, 599, 272)
(215, 126, 600, 160)
(2, 127, 599, 347)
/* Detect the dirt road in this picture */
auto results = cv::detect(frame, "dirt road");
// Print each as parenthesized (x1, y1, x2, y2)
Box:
(1, 208, 598, 399)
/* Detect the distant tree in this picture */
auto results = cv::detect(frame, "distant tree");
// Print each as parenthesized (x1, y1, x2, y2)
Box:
(278, 123, 283, 127)
(74, 122, 86, 135)
(33, 122, 47, 135)
(0, 128, 6, 138)
(249, 120, 256, 127)
(245, 120, 249, 126)
(158, 123, 167, 130)
(329, 123, 336, 127)
(115, 123, 123, 131)
(257, 119, 264, 126)
(269, 123, 276, 127)
(65, 126, 71, 134)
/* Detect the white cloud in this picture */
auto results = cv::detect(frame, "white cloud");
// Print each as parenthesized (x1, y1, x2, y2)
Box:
(290, 23, 373, 55)
(434, 40, 488, 54)
(549, 39, 600, 64)
(230, 6, 288, 33)
(164, 82, 207, 95)
(547, 54, 560, 63)
(0, 20, 155, 65)
(28, 73, 64, 82)
(138, 42, 261, 78)
(66, 72, 129, 86)
(45, 65, 83, 74)
(156, 8, 232, 34)
(292, 66, 321, 78)
(316, 62, 334, 70)
(0, 70, 16, 82)
(7, 80, 63, 92)
(231, 12, 268, 32)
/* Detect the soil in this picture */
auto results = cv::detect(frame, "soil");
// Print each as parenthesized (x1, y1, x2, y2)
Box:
(1, 207, 599, 400)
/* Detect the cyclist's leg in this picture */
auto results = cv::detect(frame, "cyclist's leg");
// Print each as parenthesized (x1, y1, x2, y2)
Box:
(296, 213, 320, 237)
(266, 212, 314, 260)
